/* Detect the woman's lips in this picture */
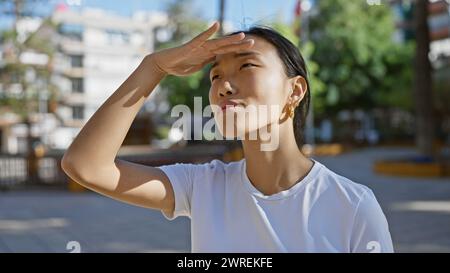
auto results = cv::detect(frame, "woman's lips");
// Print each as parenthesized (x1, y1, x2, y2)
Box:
(220, 102, 243, 112)
(221, 104, 236, 111)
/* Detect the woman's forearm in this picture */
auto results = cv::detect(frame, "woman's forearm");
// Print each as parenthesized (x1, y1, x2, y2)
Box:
(61, 54, 166, 177)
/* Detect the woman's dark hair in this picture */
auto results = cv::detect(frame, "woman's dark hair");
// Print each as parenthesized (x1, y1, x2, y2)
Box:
(227, 26, 311, 148)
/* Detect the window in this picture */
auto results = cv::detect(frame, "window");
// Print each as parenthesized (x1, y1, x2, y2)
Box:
(59, 23, 84, 41)
(70, 55, 83, 68)
(72, 105, 84, 120)
(105, 29, 130, 45)
(71, 78, 84, 93)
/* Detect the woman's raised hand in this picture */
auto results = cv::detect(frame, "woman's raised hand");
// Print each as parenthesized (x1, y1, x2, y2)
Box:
(150, 22, 254, 76)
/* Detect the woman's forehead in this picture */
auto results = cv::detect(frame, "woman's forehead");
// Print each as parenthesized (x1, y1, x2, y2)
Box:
(242, 35, 274, 51)
(212, 35, 278, 66)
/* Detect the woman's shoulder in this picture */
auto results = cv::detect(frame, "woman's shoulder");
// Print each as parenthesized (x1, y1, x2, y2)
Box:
(312, 160, 374, 206)
(158, 158, 244, 176)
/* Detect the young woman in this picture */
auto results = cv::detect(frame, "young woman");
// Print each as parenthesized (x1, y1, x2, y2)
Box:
(61, 22, 393, 253)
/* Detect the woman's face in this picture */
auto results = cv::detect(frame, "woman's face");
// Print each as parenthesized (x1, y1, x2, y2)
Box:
(209, 35, 293, 139)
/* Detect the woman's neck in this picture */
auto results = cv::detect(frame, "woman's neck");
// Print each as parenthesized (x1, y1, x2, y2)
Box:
(241, 122, 314, 196)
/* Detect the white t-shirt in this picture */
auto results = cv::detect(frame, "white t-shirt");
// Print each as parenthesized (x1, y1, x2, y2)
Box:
(157, 158, 394, 253)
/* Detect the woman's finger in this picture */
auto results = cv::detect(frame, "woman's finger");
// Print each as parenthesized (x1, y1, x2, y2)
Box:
(187, 56, 216, 74)
(200, 56, 216, 67)
(211, 39, 254, 55)
(204, 32, 245, 51)
(186, 21, 220, 50)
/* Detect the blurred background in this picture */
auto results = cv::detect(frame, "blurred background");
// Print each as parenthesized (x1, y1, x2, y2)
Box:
(0, 0, 450, 253)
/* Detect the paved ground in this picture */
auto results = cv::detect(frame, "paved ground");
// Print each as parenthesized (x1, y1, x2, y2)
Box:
(1, 147, 449, 253)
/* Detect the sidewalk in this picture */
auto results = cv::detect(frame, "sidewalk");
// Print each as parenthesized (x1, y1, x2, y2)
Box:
(0, 191, 191, 252)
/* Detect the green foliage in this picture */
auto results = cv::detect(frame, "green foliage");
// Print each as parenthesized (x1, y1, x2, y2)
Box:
(156, 0, 211, 111)
(157, 0, 413, 120)
(270, 21, 326, 114)
(309, 0, 414, 116)
(24, 18, 57, 56)
(0, 2, 61, 119)
(162, 69, 211, 110)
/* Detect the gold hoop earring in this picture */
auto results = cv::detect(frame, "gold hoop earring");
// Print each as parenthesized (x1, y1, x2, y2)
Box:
(288, 104, 295, 119)
(288, 100, 300, 119)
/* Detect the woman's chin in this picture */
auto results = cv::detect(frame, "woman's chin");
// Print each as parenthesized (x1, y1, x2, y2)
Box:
(216, 124, 255, 140)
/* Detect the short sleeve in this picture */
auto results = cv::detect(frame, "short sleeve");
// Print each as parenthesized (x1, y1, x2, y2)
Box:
(350, 190, 394, 253)
(156, 163, 197, 220)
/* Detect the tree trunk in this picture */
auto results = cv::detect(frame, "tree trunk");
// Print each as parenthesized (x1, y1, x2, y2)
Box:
(25, 117, 39, 184)
(413, 0, 435, 157)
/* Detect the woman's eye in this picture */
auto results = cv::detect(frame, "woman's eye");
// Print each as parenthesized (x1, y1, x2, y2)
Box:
(211, 75, 219, 81)
(240, 63, 255, 69)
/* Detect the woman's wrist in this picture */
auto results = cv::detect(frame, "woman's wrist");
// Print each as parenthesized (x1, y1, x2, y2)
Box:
(145, 53, 168, 78)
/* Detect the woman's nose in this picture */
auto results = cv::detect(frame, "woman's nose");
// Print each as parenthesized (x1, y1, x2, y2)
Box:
(218, 81, 236, 97)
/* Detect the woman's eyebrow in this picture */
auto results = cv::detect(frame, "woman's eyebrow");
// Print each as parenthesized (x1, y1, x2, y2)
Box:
(210, 51, 262, 71)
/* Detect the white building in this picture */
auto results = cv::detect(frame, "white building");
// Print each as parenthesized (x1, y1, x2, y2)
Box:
(49, 6, 169, 150)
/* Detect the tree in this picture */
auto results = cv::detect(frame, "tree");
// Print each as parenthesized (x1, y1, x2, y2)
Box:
(156, 0, 212, 112)
(308, 0, 414, 117)
(0, 0, 56, 183)
(412, 0, 435, 157)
